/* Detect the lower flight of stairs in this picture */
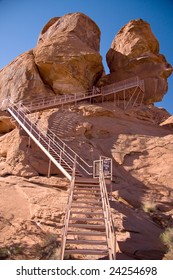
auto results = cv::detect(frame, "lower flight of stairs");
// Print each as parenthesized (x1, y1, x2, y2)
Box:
(62, 178, 110, 259)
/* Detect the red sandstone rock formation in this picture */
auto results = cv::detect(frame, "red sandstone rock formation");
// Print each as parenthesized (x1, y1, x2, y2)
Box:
(34, 13, 104, 94)
(0, 51, 54, 104)
(105, 19, 173, 103)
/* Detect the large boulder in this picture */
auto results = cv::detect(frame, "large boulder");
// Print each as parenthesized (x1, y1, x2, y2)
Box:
(0, 51, 54, 106)
(33, 13, 104, 94)
(105, 19, 173, 103)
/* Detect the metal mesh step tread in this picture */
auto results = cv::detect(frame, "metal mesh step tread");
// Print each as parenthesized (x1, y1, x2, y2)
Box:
(67, 231, 106, 236)
(74, 187, 100, 191)
(64, 249, 108, 255)
(75, 178, 99, 183)
(75, 183, 100, 187)
(68, 223, 105, 229)
(73, 191, 101, 195)
(73, 195, 101, 200)
(70, 211, 104, 215)
(69, 217, 105, 222)
(71, 201, 102, 205)
(71, 205, 102, 209)
(66, 239, 107, 245)
(75, 181, 99, 184)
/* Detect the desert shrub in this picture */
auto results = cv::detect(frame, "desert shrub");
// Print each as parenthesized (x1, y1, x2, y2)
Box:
(142, 201, 157, 213)
(160, 227, 173, 249)
(160, 227, 173, 260)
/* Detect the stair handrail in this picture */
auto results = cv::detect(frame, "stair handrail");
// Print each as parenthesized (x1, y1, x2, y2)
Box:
(99, 160, 116, 260)
(1, 76, 144, 113)
(8, 101, 94, 177)
(102, 76, 142, 95)
(23, 89, 93, 104)
(7, 104, 74, 172)
(21, 76, 144, 113)
(22, 89, 97, 112)
(60, 157, 76, 260)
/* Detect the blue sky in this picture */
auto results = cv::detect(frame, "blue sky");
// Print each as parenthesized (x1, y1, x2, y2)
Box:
(0, 0, 173, 114)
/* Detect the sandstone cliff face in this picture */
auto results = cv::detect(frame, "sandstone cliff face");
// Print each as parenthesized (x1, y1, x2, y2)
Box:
(33, 13, 104, 94)
(0, 103, 173, 260)
(0, 51, 54, 105)
(105, 19, 173, 103)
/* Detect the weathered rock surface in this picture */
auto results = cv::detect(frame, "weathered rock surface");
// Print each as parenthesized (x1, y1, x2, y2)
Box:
(0, 51, 54, 106)
(0, 176, 68, 259)
(0, 115, 16, 134)
(0, 120, 60, 177)
(104, 19, 173, 103)
(0, 12, 103, 108)
(160, 115, 173, 130)
(33, 13, 104, 94)
(0, 102, 173, 259)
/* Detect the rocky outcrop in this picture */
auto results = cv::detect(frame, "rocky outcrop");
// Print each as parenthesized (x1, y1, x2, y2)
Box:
(0, 175, 68, 260)
(0, 103, 173, 259)
(0, 51, 54, 105)
(0, 13, 103, 108)
(104, 19, 173, 103)
(160, 116, 173, 130)
(33, 13, 104, 94)
(0, 115, 16, 134)
(0, 122, 60, 177)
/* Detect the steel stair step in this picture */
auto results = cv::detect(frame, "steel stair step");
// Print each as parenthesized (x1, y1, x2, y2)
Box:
(73, 191, 101, 195)
(73, 194, 101, 197)
(72, 198, 101, 202)
(74, 187, 100, 191)
(40, 142, 48, 148)
(50, 155, 61, 161)
(75, 178, 99, 183)
(72, 200, 102, 205)
(71, 205, 102, 209)
(69, 217, 105, 222)
(73, 195, 101, 200)
(68, 223, 105, 230)
(66, 239, 107, 245)
(70, 211, 104, 216)
(49, 151, 59, 156)
(67, 231, 106, 236)
(75, 178, 99, 182)
(64, 249, 108, 255)
(75, 181, 99, 187)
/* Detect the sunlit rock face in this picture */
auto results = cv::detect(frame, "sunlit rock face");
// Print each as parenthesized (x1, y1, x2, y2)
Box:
(33, 13, 104, 94)
(105, 19, 173, 103)
(0, 51, 53, 105)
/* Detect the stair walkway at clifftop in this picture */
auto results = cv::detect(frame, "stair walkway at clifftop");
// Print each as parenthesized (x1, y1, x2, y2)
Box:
(1, 76, 144, 260)
(22, 76, 145, 112)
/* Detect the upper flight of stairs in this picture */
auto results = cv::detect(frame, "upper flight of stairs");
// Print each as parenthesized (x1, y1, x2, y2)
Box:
(50, 111, 79, 142)
(7, 104, 85, 180)
(22, 76, 144, 113)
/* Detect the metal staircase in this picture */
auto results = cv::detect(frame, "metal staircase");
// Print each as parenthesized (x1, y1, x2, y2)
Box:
(22, 76, 144, 112)
(7, 103, 93, 180)
(6, 102, 116, 259)
(60, 162, 116, 260)
(0, 76, 143, 260)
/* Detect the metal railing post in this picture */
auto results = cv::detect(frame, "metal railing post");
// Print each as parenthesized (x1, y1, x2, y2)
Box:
(60, 156, 76, 260)
(98, 157, 116, 260)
